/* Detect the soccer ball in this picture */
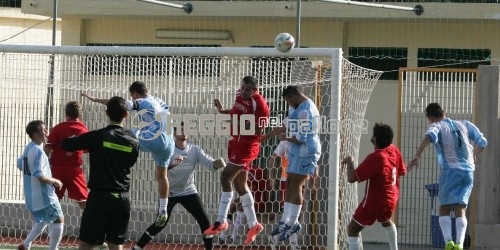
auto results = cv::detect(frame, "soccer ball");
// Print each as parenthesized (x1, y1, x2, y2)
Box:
(274, 33, 295, 53)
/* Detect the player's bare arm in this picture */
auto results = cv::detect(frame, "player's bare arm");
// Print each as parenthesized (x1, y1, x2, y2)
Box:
(408, 135, 432, 171)
(342, 156, 357, 183)
(38, 176, 63, 189)
(278, 133, 302, 144)
(260, 126, 286, 142)
(81, 92, 109, 105)
(214, 99, 230, 114)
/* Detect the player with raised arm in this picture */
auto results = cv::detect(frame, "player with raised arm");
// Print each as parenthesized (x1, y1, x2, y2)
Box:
(82, 81, 174, 228)
(408, 103, 487, 250)
(17, 120, 64, 250)
(132, 123, 226, 250)
(61, 96, 140, 250)
(342, 123, 406, 250)
(44, 101, 89, 210)
(270, 85, 321, 242)
(204, 76, 270, 246)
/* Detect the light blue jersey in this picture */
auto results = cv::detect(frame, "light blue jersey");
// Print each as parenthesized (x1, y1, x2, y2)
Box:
(17, 142, 59, 212)
(426, 118, 487, 172)
(285, 99, 321, 176)
(126, 95, 174, 167)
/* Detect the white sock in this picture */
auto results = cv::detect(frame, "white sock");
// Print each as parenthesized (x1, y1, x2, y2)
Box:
(347, 236, 360, 250)
(289, 231, 298, 244)
(216, 192, 233, 223)
(439, 216, 453, 242)
(384, 222, 398, 250)
(287, 204, 302, 226)
(240, 193, 258, 228)
(24, 222, 48, 248)
(455, 216, 467, 247)
(48, 223, 63, 250)
(232, 211, 245, 240)
(281, 202, 292, 224)
(159, 198, 168, 213)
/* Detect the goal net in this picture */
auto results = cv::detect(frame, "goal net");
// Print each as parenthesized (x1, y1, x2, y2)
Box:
(0, 45, 381, 249)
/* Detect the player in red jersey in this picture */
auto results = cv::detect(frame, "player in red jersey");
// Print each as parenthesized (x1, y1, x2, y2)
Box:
(204, 76, 270, 246)
(44, 101, 89, 209)
(341, 122, 406, 250)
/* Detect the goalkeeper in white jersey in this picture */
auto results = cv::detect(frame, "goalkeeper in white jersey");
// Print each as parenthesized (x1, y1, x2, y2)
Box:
(132, 123, 226, 250)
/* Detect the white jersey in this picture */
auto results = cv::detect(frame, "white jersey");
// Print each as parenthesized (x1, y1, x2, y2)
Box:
(17, 142, 59, 212)
(168, 143, 217, 197)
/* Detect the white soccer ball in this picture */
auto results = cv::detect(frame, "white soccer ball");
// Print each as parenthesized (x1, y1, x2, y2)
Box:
(274, 33, 295, 53)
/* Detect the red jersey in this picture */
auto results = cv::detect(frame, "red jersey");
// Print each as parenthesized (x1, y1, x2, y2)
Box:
(229, 90, 270, 141)
(46, 119, 89, 168)
(247, 164, 268, 205)
(355, 144, 406, 208)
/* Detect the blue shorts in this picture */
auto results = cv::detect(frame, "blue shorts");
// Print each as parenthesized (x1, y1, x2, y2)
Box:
(287, 155, 317, 176)
(439, 169, 473, 206)
(31, 203, 63, 223)
(139, 132, 174, 167)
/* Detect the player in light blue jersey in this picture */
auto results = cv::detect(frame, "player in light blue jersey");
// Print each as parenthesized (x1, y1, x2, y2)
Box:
(271, 85, 321, 242)
(409, 103, 487, 250)
(82, 81, 174, 228)
(17, 120, 64, 250)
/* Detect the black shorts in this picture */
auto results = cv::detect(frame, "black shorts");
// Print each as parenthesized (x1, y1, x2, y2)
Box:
(79, 190, 131, 245)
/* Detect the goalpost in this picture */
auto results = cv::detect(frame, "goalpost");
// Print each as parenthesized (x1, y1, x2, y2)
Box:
(0, 45, 381, 249)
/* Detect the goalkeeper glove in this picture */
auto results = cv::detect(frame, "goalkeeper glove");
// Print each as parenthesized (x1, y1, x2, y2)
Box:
(212, 158, 226, 170)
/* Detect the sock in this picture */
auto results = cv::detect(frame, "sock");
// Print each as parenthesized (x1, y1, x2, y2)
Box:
(202, 236, 214, 250)
(240, 193, 258, 228)
(136, 231, 154, 248)
(287, 203, 302, 226)
(281, 202, 292, 224)
(48, 223, 63, 250)
(159, 198, 168, 213)
(24, 222, 48, 248)
(232, 211, 245, 241)
(383, 222, 398, 250)
(289, 231, 298, 244)
(216, 192, 233, 223)
(347, 236, 360, 250)
(455, 216, 467, 247)
(439, 216, 453, 242)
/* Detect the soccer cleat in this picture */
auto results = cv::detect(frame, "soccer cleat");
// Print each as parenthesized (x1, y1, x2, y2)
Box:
(271, 221, 287, 236)
(244, 222, 263, 245)
(204, 221, 229, 235)
(17, 244, 26, 250)
(278, 223, 302, 242)
(445, 240, 456, 250)
(454, 243, 463, 250)
(155, 210, 168, 227)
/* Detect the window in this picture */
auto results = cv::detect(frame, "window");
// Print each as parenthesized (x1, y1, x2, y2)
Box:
(83, 43, 221, 76)
(0, 0, 21, 7)
(348, 47, 408, 80)
(417, 48, 491, 68)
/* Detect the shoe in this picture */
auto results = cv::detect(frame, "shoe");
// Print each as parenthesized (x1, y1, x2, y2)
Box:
(155, 210, 168, 227)
(244, 222, 263, 245)
(445, 240, 456, 250)
(271, 221, 287, 236)
(454, 243, 463, 250)
(204, 221, 229, 235)
(17, 244, 26, 250)
(278, 223, 302, 241)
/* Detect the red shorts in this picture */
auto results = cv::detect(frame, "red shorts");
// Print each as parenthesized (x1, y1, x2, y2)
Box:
(352, 201, 396, 226)
(227, 138, 260, 171)
(51, 166, 88, 201)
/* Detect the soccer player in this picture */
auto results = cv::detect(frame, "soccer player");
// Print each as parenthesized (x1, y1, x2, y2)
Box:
(270, 85, 321, 242)
(17, 120, 64, 250)
(132, 123, 226, 250)
(82, 81, 174, 228)
(61, 96, 140, 250)
(44, 101, 89, 209)
(408, 103, 487, 250)
(204, 76, 270, 246)
(218, 162, 274, 245)
(341, 122, 406, 250)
